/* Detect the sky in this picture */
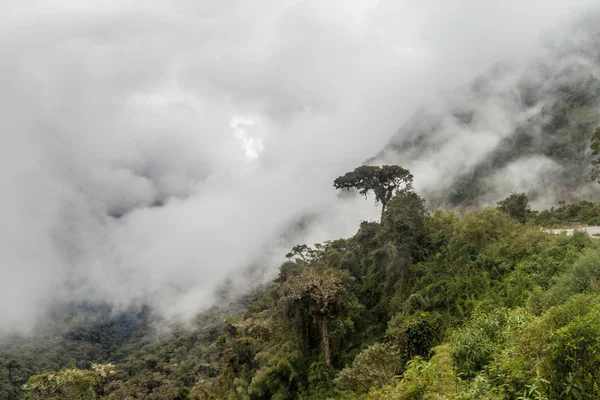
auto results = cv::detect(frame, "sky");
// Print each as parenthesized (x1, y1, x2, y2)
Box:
(0, 0, 598, 334)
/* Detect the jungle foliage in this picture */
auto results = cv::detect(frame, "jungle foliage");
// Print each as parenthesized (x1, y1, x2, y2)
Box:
(4, 176, 600, 399)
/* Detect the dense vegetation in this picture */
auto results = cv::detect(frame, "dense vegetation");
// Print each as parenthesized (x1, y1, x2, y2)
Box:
(4, 169, 600, 399)
(533, 201, 600, 227)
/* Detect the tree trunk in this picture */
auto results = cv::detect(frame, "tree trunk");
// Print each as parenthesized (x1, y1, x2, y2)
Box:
(380, 202, 386, 225)
(321, 316, 331, 367)
(302, 312, 310, 352)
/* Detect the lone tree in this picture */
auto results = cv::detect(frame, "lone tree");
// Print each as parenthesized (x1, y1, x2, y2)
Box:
(334, 165, 413, 222)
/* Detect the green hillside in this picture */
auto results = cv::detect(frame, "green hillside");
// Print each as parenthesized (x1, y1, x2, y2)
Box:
(4, 178, 600, 399)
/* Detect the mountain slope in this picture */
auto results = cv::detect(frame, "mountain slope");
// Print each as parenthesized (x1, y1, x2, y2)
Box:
(374, 15, 600, 208)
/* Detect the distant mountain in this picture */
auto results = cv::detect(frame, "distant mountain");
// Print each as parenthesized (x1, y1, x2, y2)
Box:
(373, 15, 600, 209)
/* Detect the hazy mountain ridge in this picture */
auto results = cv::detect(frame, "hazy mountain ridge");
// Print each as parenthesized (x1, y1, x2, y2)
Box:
(374, 16, 600, 209)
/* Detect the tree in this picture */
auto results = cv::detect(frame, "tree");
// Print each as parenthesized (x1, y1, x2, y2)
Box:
(496, 192, 530, 223)
(22, 364, 116, 400)
(280, 268, 355, 367)
(382, 190, 428, 258)
(22, 368, 98, 399)
(91, 363, 117, 397)
(334, 165, 413, 223)
(591, 126, 600, 182)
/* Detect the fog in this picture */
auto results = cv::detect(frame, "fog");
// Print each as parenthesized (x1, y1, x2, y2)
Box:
(0, 0, 596, 333)
(376, 8, 600, 210)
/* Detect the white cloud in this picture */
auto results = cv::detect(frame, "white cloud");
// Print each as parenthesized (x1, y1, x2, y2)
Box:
(231, 117, 265, 159)
(0, 0, 598, 333)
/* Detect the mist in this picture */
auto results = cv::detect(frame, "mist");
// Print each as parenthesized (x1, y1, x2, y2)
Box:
(1, 0, 596, 334)
(375, 7, 600, 210)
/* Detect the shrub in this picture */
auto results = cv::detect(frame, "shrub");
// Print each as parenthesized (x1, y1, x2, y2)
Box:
(388, 311, 442, 361)
(334, 342, 401, 393)
(528, 248, 600, 314)
(449, 309, 508, 378)
(367, 345, 455, 400)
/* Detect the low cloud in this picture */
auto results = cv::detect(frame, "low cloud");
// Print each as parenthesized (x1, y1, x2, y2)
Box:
(377, 7, 600, 209)
(0, 0, 597, 333)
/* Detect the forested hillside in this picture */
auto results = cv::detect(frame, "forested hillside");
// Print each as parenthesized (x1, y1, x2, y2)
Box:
(7, 14, 600, 399)
(4, 164, 600, 399)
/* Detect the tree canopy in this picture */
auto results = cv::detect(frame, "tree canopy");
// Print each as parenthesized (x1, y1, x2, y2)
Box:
(496, 192, 530, 223)
(280, 267, 356, 367)
(333, 165, 413, 222)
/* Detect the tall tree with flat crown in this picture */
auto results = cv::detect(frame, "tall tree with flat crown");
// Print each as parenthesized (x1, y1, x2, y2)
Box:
(334, 165, 413, 223)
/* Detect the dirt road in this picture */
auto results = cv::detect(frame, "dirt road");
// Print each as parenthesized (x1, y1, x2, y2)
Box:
(548, 226, 600, 236)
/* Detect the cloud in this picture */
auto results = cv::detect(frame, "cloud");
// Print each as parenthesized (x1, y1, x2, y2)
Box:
(376, 4, 600, 209)
(0, 0, 597, 333)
